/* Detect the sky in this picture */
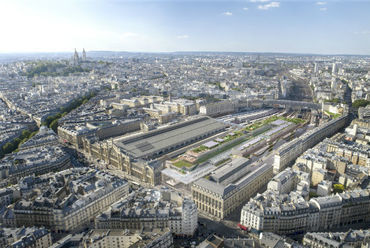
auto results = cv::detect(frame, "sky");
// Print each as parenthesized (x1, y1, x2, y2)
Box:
(0, 0, 370, 55)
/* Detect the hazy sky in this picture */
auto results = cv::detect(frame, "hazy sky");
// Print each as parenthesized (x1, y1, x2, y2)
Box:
(0, 0, 370, 54)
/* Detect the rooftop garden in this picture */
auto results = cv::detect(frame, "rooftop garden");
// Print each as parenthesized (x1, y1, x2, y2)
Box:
(324, 110, 341, 119)
(171, 131, 248, 170)
(333, 183, 345, 193)
(324, 98, 340, 104)
(196, 136, 248, 164)
(192, 130, 243, 154)
(244, 115, 305, 132)
(172, 160, 194, 169)
(192, 145, 208, 153)
(170, 115, 305, 172)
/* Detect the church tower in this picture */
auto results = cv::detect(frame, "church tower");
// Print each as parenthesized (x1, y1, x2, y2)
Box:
(82, 48, 86, 61)
(73, 48, 80, 65)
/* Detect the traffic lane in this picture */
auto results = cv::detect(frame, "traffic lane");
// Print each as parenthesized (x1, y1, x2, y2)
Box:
(198, 217, 249, 239)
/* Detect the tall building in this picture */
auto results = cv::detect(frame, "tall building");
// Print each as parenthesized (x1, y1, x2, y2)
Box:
(73, 48, 80, 65)
(314, 62, 318, 74)
(181, 198, 198, 236)
(332, 62, 337, 76)
(82, 48, 86, 61)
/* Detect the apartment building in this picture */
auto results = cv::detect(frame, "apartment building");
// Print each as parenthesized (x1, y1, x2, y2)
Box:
(95, 189, 197, 236)
(192, 161, 273, 219)
(12, 168, 129, 232)
(240, 189, 370, 235)
(273, 114, 348, 174)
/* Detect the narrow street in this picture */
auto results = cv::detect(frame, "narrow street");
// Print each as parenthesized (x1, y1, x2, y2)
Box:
(285, 74, 313, 102)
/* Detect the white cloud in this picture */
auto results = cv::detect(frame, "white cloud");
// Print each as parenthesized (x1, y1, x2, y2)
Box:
(250, 0, 270, 2)
(177, 35, 189, 39)
(316, 1, 327, 5)
(258, 2, 280, 10)
(222, 11, 233, 16)
(320, 7, 327, 11)
(243, 7, 249, 11)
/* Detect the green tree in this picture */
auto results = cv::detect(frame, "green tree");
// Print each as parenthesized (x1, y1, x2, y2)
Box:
(3, 142, 14, 154)
(50, 119, 59, 133)
(353, 99, 370, 109)
(333, 184, 345, 193)
(19, 138, 29, 146)
(30, 131, 38, 138)
(13, 138, 21, 145)
(21, 130, 31, 138)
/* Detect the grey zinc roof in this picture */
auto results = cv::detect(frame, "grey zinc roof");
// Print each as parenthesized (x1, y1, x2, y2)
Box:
(194, 163, 271, 198)
(193, 178, 232, 197)
(116, 117, 226, 159)
(211, 157, 249, 183)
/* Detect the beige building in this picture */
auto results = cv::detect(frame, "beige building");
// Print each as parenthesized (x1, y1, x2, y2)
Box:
(81, 137, 162, 185)
(326, 138, 370, 167)
(13, 169, 130, 232)
(53, 181, 129, 232)
(273, 114, 348, 174)
(352, 119, 370, 129)
(82, 117, 226, 185)
(311, 169, 326, 187)
(241, 189, 370, 235)
(58, 119, 141, 149)
(192, 163, 273, 219)
(120, 96, 163, 108)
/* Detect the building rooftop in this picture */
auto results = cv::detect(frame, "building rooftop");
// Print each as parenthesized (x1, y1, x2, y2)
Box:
(194, 163, 271, 199)
(115, 116, 226, 159)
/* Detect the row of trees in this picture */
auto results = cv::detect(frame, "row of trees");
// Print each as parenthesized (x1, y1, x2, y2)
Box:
(43, 91, 96, 132)
(0, 130, 38, 158)
(324, 98, 340, 104)
(352, 99, 370, 109)
(0, 92, 96, 159)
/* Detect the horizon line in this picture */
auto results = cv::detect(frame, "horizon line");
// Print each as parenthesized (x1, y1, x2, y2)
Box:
(0, 50, 370, 57)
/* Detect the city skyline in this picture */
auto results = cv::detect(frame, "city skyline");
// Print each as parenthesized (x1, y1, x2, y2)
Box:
(1, 0, 370, 55)
(0, 33, 370, 247)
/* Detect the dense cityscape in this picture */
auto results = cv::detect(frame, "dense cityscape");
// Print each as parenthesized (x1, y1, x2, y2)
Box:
(0, 49, 369, 247)
(0, 0, 370, 247)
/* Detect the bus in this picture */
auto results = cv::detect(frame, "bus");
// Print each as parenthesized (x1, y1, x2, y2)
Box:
(237, 223, 249, 231)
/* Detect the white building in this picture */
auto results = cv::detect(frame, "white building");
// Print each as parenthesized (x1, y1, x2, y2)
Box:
(181, 198, 198, 236)
(95, 189, 198, 236)
(240, 189, 370, 235)
(317, 180, 332, 196)
(199, 100, 235, 116)
(267, 168, 298, 194)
